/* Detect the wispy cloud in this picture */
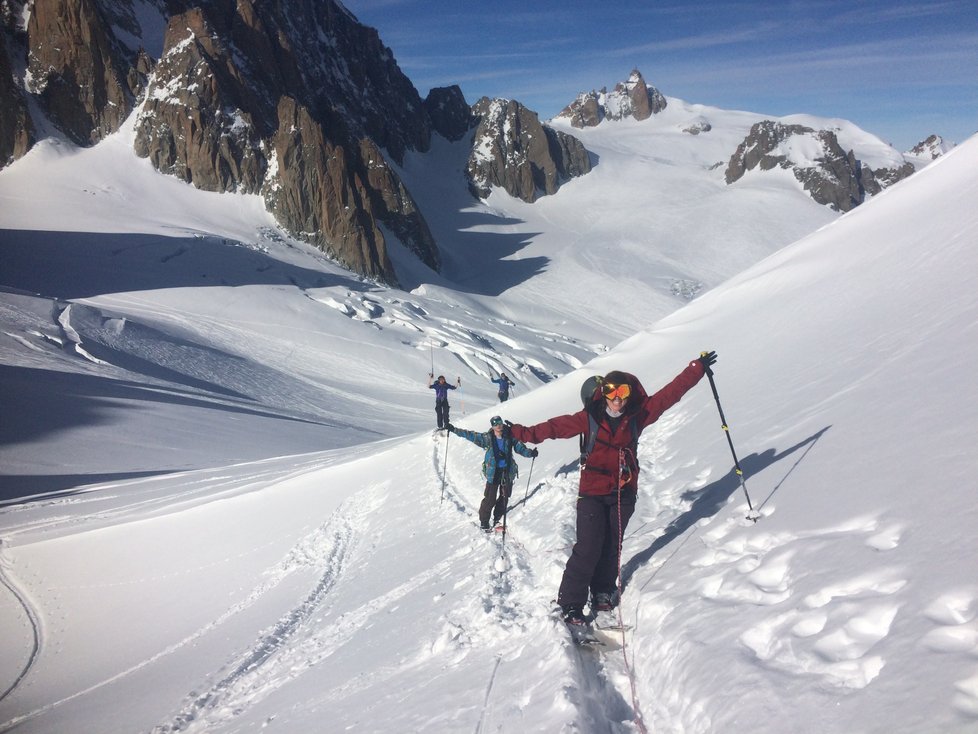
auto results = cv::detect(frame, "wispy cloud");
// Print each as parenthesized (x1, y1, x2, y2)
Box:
(608, 22, 784, 56)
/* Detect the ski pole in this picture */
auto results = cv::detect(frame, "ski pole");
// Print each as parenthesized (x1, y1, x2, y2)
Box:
(500, 485, 508, 544)
(521, 456, 535, 505)
(440, 428, 450, 504)
(701, 353, 758, 521)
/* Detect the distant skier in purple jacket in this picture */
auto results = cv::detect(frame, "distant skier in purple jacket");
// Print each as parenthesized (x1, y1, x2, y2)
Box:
(429, 374, 460, 429)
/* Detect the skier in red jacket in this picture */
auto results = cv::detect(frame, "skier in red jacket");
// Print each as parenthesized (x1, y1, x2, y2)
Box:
(508, 352, 716, 628)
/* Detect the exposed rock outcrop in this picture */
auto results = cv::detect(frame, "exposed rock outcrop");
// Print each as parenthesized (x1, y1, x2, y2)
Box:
(556, 69, 667, 128)
(467, 97, 591, 202)
(131, 0, 438, 285)
(0, 30, 34, 165)
(725, 120, 914, 211)
(424, 85, 475, 142)
(24, 0, 144, 145)
(905, 134, 953, 166)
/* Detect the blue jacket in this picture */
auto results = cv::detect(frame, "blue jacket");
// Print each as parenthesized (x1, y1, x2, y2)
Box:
(491, 376, 514, 397)
(452, 427, 535, 482)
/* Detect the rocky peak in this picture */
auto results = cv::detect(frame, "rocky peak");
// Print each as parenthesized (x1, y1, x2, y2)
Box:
(905, 134, 953, 163)
(424, 85, 475, 142)
(467, 97, 591, 203)
(131, 0, 440, 286)
(725, 120, 914, 211)
(555, 69, 667, 128)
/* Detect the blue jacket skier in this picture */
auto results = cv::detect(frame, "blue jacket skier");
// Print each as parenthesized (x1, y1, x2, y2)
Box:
(447, 415, 537, 530)
(490, 372, 515, 402)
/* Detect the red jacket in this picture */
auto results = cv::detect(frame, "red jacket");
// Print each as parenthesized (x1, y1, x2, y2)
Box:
(509, 361, 706, 496)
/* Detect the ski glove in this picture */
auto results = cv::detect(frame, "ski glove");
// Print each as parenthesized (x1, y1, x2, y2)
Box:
(697, 350, 717, 374)
(529, 448, 538, 458)
(445, 423, 455, 433)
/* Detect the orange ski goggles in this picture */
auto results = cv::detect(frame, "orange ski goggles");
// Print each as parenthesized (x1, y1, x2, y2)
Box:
(602, 383, 631, 400)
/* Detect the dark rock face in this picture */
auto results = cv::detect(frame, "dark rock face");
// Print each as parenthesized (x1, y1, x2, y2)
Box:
(467, 97, 591, 202)
(129, 0, 440, 286)
(424, 85, 475, 142)
(23, 0, 143, 145)
(133, 7, 269, 192)
(0, 30, 34, 165)
(556, 69, 667, 128)
(725, 120, 914, 211)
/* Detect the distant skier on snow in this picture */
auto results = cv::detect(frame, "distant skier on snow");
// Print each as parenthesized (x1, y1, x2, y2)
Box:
(507, 352, 716, 633)
(446, 415, 537, 531)
(490, 372, 515, 402)
(428, 374, 460, 429)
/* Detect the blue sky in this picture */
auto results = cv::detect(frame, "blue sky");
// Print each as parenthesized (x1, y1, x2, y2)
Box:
(341, 0, 976, 151)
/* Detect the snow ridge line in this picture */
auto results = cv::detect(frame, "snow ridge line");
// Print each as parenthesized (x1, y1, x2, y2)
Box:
(0, 538, 42, 706)
(0, 454, 332, 539)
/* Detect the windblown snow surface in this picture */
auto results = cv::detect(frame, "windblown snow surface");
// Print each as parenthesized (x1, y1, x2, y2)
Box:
(1, 105, 976, 733)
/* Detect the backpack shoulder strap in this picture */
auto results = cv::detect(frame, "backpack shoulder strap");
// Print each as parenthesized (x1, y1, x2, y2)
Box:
(580, 411, 600, 466)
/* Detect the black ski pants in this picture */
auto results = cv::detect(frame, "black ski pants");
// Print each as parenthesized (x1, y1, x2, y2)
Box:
(479, 474, 513, 527)
(435, 399, 450, 429)
(557, 491, 636, 610)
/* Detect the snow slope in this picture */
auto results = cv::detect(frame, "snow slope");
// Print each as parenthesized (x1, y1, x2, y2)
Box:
(0, 107, 976, 732)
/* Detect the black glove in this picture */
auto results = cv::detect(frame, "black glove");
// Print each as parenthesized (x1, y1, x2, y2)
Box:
(698, 350, 717, 374)
(529, 448, 538, 458)
(445, 423, 454, 433)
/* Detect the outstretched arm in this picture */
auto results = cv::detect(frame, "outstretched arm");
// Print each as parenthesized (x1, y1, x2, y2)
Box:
(509, 411, 588, 445)
(450, 426, 489, 447)
(514, 440, 537, 458)
(639, 354, 714, 428)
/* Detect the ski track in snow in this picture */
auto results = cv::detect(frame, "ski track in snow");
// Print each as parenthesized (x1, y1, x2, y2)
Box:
(153, 503, 367, 733)
(0, 539, 42, 706)
(152, 434, 549, 733)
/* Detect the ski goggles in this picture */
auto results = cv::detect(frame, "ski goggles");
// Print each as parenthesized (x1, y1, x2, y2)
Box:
(602, 383, 632, 400)
(490, 416, 504, 427)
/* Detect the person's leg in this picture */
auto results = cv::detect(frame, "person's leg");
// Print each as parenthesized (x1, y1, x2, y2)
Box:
(435, 401, 447, 428)
(590, 492, 636, 599)
(493, 477, 512, 524)
(557, 496, 607, 611)
(478, 480, 498, 527)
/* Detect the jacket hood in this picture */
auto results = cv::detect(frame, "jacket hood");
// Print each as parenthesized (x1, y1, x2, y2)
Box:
(587, 370, 649, 418)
